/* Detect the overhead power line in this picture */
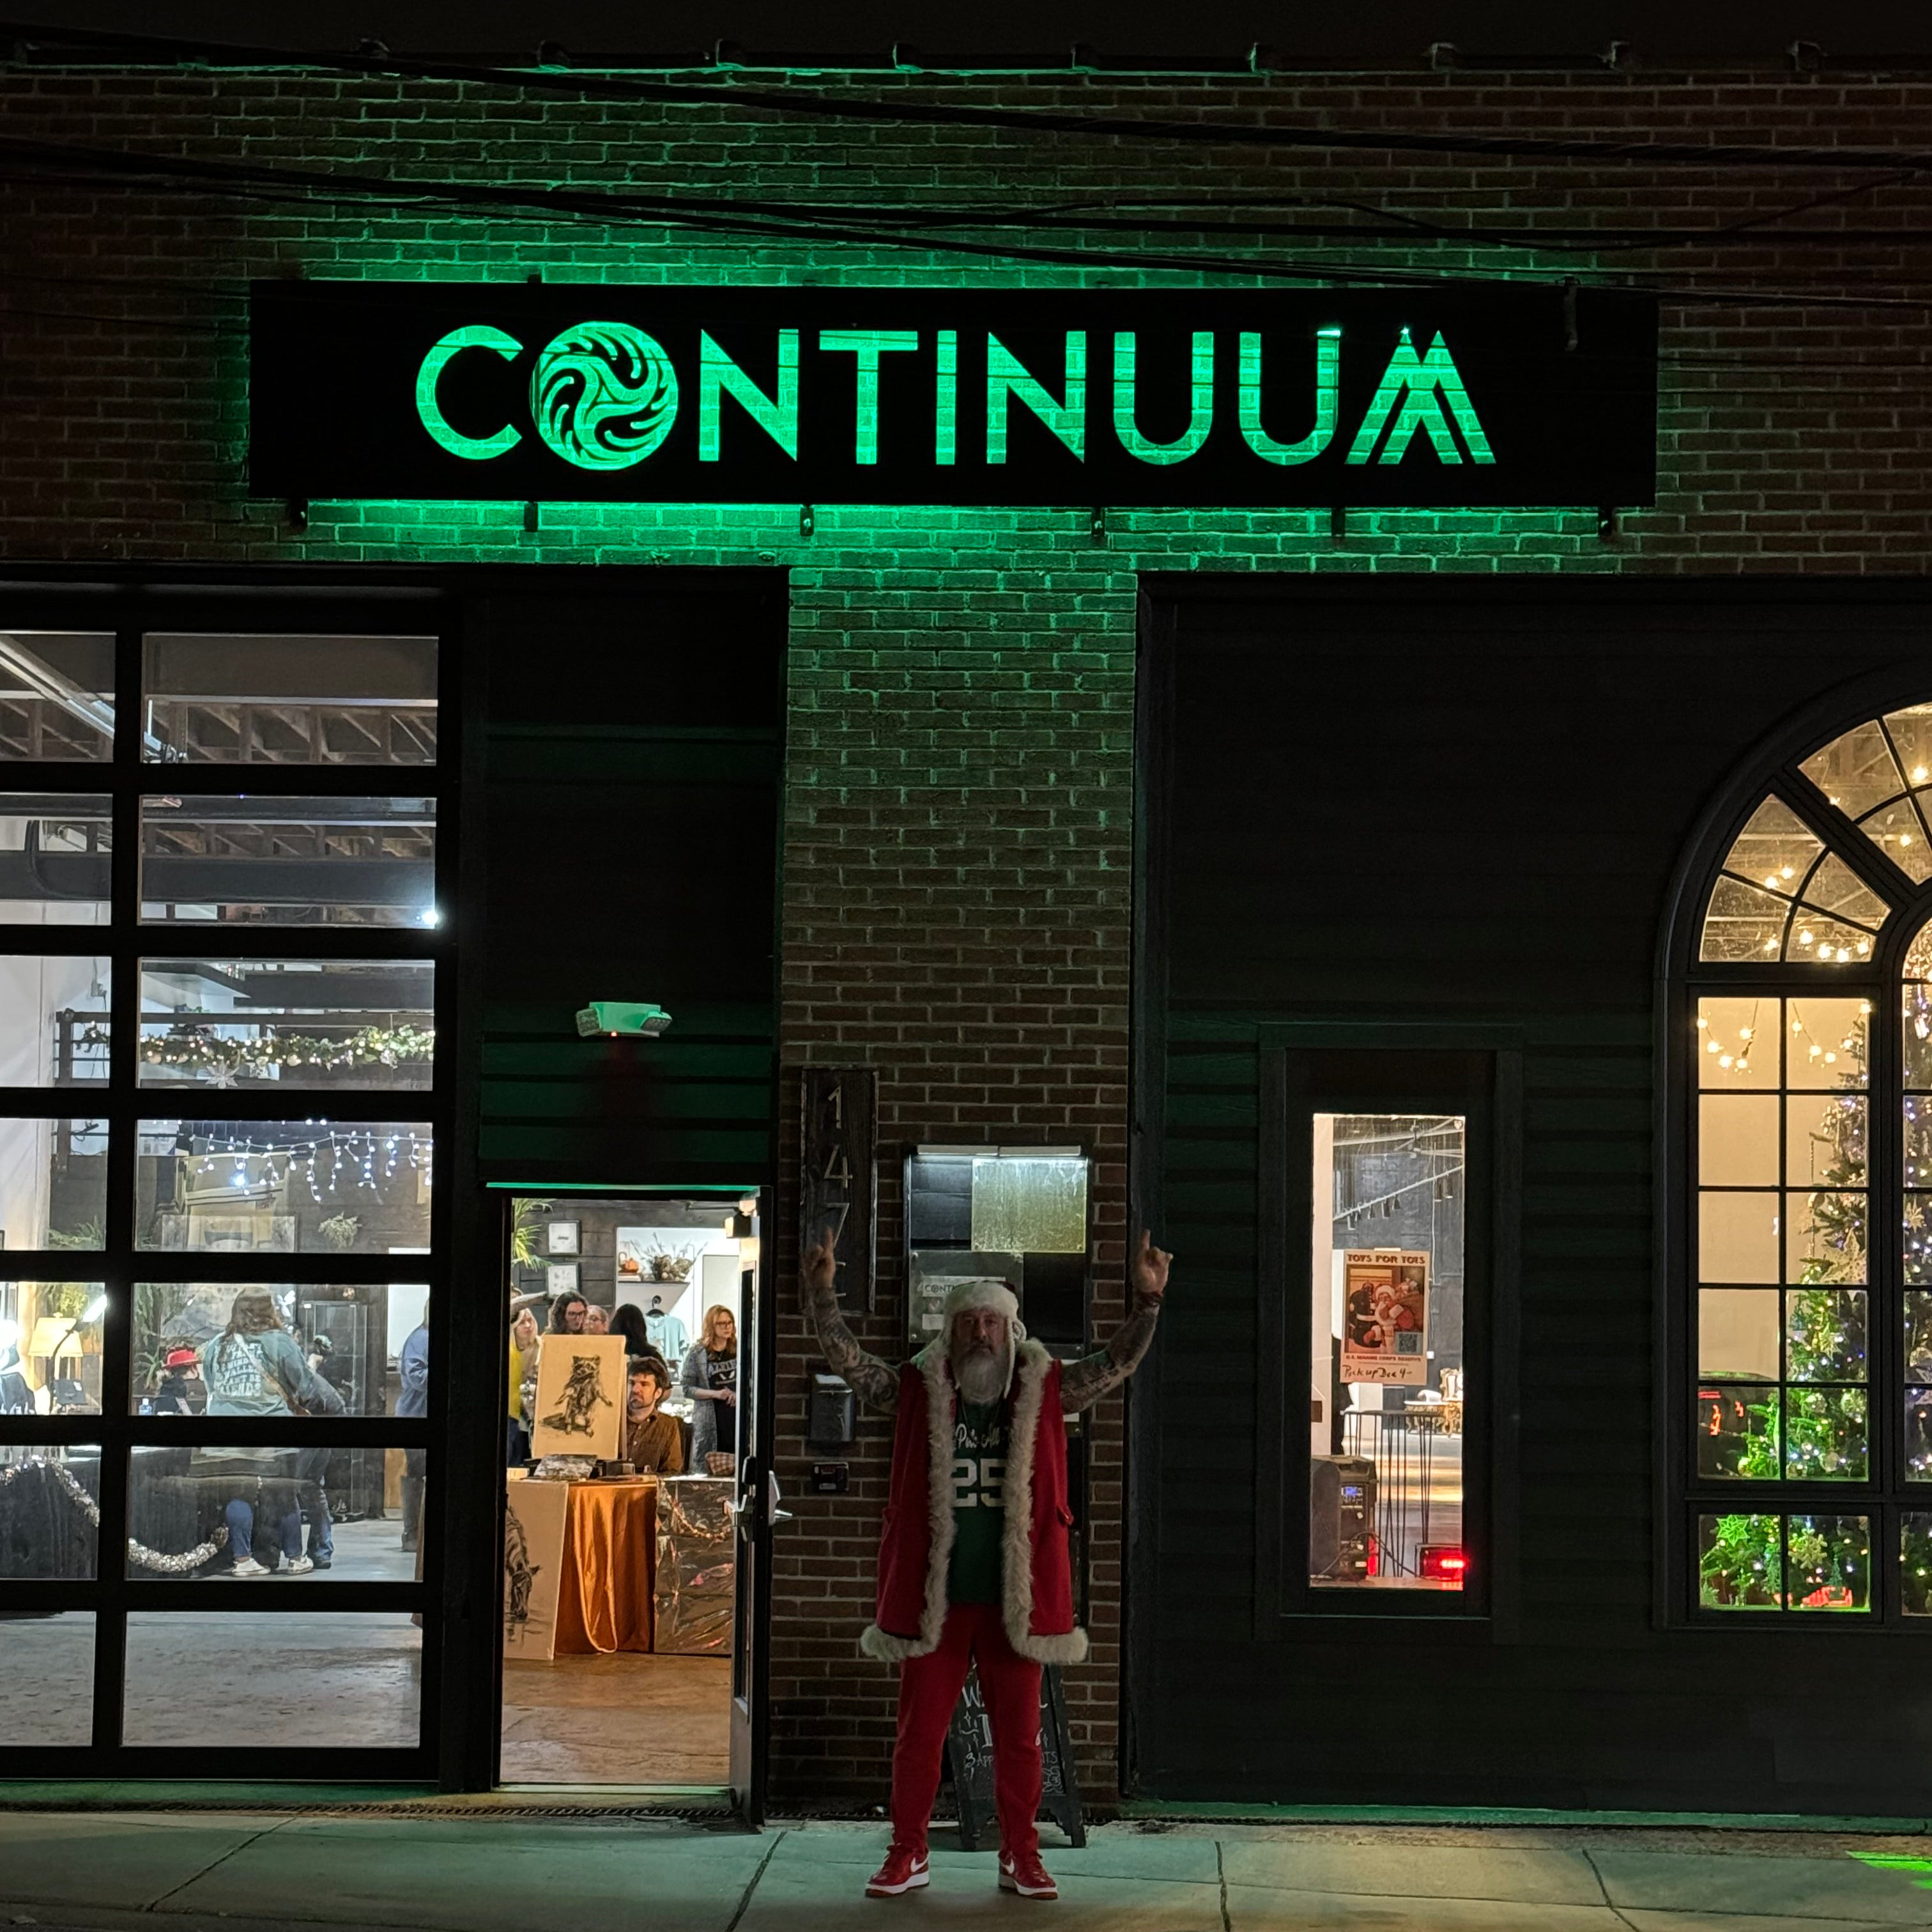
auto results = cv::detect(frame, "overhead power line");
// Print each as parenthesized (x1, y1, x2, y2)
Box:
(6, 19, 1932, 176)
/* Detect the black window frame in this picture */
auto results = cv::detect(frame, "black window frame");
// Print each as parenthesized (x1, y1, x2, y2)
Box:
(0, 583, 455, 1775)
(1255, 1023, 1522, 1633)
(1669, 693, 1932, 1632)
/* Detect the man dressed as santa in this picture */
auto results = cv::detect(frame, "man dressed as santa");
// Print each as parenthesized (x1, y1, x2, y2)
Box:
(802, 1225, 1170, 1902)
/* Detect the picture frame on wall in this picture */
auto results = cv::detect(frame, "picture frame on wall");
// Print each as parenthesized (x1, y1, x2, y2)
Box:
(545, 1261, 579, 1296)
(546, 1221, 579, 1255)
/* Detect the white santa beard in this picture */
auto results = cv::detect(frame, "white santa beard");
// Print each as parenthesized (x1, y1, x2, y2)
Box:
(953, 1347, 1005, 1404)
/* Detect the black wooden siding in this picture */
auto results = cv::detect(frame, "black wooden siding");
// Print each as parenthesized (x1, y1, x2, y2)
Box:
(1132, 581, 1932, 1813)
(470, 576, 785, 1186)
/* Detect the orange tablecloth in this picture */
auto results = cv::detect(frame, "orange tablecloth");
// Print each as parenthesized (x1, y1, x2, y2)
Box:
(553, 1479, 657, 1655)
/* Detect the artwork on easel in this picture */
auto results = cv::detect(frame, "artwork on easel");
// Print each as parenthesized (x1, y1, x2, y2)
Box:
(530, 1333, 624, 1460)
(502, 1476, 569, 1660)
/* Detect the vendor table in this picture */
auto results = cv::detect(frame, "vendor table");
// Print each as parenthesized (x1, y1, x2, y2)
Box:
(552, 1477, 657, 1655)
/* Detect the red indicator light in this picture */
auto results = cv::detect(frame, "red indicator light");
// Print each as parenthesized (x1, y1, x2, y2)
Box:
(1419, 1545, 1469, 1581)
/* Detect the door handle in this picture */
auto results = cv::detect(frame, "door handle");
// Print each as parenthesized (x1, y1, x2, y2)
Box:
(767, 1470, 793, 1528)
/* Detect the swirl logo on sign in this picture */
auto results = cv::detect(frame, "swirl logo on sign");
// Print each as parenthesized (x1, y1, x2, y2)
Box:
(530, 321, 678, 470)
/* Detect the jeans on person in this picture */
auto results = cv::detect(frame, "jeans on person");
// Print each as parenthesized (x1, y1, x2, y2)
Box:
(226, 1495, 301, 1568)
(507, 1419, 530, 1466)
(890, 1600, 1043, 1861)
(296, 1446, 334, 1561)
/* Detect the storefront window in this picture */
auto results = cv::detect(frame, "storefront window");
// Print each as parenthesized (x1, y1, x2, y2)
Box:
(1685, 709, 1932, 1620)
(137, 958, 434, 1089)
(138, 795, 437, 926)
(134, 1119, 433, 1253)
(0, 633, 115, 762)
(0, 1121, 107, 1250)
(1310, 1114, 1467, 1591)
(0, 795, 111, 922)
(0, 1613, 93, 1742)
(141, 634, 438, 766)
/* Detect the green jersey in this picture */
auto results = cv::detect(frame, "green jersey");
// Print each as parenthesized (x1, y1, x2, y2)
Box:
(947, 1397, 1009, 1604)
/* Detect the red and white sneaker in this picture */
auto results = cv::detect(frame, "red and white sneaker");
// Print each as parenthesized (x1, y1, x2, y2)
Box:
(998, 1851, 1059, 1900)
(865, 1845, 931, 1897)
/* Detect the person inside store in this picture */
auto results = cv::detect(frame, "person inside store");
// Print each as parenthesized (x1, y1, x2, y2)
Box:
(547, 1292, 588, 1335)
(508, 1306, 539, 1465)
(803, 1227, 1171, 1904)
(623, 1360, 685, 1475)
(153, 1346, 204, 1416)
(199, 1289, 344, 1578)
(397, 1313, 429, 1553)
(681, 1306, 739, 1470)
(583, 1303, 610, 1334)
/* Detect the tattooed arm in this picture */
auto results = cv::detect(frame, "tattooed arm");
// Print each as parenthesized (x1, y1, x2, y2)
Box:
(1061, 1229, 1172, 1414)
(801, 1229, 901, 1413)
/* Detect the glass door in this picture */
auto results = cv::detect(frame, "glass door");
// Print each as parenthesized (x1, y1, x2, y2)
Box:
(729, 1188, 772, 1821)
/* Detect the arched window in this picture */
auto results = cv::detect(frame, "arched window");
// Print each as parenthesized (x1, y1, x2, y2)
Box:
(1685, 702, 1932, 1620)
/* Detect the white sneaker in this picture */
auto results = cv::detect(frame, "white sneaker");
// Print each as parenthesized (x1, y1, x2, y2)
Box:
(230, 1557, 269, 1577)
(282, 1555, 315, 1576)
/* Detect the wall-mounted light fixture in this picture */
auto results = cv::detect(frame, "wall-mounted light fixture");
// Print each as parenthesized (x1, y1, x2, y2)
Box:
(574, 1001, 673, 1039)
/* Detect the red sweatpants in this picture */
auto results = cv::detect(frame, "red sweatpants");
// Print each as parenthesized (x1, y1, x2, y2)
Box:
(891, 1600, 1043, 1859)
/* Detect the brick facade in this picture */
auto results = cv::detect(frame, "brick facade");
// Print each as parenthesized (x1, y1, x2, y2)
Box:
(1, 59, 1929, 1806)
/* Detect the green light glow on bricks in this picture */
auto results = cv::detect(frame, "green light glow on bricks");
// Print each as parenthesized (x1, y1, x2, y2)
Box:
(986, 332, 1087, 464)
(1238, 328, 1339, 467)
(818, 328, 919, 464)
(1113, 331, 1215, 466)
(415, 324, 523, 460)
(698, 329, 799, 461)
(1346, 328, 1494, 467)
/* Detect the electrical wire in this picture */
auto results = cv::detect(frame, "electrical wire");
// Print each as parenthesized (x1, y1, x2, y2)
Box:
(6, 19, 1932, 176)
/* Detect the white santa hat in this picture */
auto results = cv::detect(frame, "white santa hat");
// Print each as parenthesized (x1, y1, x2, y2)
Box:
(941, 1277, 1025, 1395)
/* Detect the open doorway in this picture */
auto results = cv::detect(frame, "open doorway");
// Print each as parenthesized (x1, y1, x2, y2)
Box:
(498, 1193, 757, 1788)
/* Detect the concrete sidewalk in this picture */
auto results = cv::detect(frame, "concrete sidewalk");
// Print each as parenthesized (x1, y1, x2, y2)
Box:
(0, 1810, 1928, 1931)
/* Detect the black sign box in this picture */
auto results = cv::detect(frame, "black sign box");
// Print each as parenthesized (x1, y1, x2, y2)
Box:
(249, 282, 1656, 509)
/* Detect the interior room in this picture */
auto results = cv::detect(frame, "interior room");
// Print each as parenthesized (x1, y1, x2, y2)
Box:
(498, 1195, 751, 1788)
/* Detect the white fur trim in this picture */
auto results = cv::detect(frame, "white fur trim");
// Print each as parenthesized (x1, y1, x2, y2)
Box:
(940, 1278, 1020, 1325)
(999, 1341, 1088, 1665)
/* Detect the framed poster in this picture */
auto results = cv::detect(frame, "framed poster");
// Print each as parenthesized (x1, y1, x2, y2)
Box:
(545, 1261, 578, 1296)
(502, 1475, 569, 1661)
(799, 1066, 878, 1310)
(530, 1333, 625, 1460)
(1339, 1249, 1430, 1386)
(546, 1221, 579, 1255)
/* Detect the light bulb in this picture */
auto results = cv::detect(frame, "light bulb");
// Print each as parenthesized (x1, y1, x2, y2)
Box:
(1698, 1016, 1710, 1030)
(1706, 1039, 1721, 1055)
(1826, 1051, 1839, 1064)
(1791, 1018, 1804, 1032)
(1914, 765, 1927, 784)
(1740, 1027, 1754, 1040)
(1719, 1054, 1734, 1069)
(1800, 930, 1816, 946)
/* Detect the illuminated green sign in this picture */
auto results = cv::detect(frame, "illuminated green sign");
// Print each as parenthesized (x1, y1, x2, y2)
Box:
(251, 284, 1657, 507)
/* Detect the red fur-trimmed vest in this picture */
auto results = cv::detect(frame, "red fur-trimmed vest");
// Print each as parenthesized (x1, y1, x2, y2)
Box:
(861, 1337, 1085, 1666)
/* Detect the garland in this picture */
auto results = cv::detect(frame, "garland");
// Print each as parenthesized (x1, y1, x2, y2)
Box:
(80, 1022, 434, 1078)
(1, 1455, 232, 1574)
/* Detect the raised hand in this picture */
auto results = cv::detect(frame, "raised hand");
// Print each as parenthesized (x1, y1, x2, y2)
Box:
(802, 1227, 839, 1300)
(1129, 1229, 1172, 1306)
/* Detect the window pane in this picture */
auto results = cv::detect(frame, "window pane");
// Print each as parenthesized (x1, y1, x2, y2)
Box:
(122, 1613, 422, 1745)
(1699, 878, 1788, 962)
(1, 1282, 106, 1414)
(1718, 796, 1822, 896)
(1698, 1289, 1779, 1380)
(1698, 1191, 1779, 1284)
(1786, 1191, 1865, 1284)
(1699, 1095, 1777, 1186)
(142, 634, 436, 767)
(135, 1121, 433, 1254)
(0, 794, 111, 922)
(139, 795, 437, 928)
(1785, 998, 1869, 1089)
(1788, 1514, 1871, 1611)
(0, 1120, 107, 1252)
(1786, 912, 1876, 965)
(968, 1155, 1087, 1254)
(1786, 1289, 1866, 1383)
(1798, 854, 1889, 932)
(129, 1441, 423, 1581)
(1855, 800, 1932, 881)
(1883, 705, 1932, 789)
(1785, 1094, 1864, 1188)
(1696, 999, 1778, 1087)
(1802, 719, 1903, 818)
(1698, 1512, 1782, 1611)
(1312, 1113, 1466, 1592)
(139, 958, 434, 1091)
(1906, 1194, 1932, 1285)
(134, 1282, 425, 1419)
(0, 956, 110, 1085)
(1903, 1515, 1932, 1614)
(0, 1447, 100, 1575)
(0, 1611, 92, 1741)
(0, 632, 114, 761)
(1783, 1388, 1867, 1481)
(1696, 1384, 1779, 1479)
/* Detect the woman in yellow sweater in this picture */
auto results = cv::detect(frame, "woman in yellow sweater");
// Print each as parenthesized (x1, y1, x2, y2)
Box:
(507, 1306, 538, 1464)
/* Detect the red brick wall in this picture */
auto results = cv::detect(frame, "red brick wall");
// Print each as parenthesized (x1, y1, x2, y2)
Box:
(1, 61, 1929, 1807)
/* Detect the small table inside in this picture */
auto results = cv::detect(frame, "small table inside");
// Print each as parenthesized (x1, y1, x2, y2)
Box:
(552, 1477, 659, 1655)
